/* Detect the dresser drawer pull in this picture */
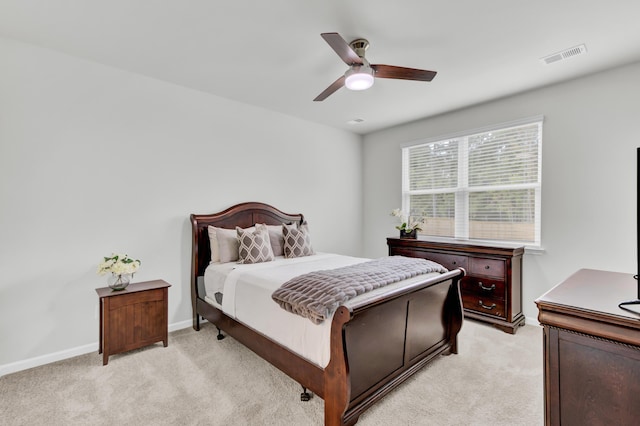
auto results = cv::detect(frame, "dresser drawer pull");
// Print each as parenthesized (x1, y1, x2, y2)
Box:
(485, 265, 490, 270)
(451, 261, 457, 265)
(478, 281, 496, 292)
(478, 300, 497, 310)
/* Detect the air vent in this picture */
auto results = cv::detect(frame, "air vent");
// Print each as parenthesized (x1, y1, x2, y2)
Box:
(541, 44, 587, 65)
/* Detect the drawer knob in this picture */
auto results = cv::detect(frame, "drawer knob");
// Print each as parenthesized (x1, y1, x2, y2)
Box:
(485, 265, 490, 269)
(478, 282, 496, 292)
(452, 261, 457, 265)
(478, 300, 497, 310)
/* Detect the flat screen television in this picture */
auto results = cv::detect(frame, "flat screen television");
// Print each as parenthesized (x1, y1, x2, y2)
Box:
(618, 147, 640, 312)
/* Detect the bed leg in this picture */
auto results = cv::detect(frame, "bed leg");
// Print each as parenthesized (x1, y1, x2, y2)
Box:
(300, 386, 312, 401)
(216, 327, 225, 340)
(193, 313, 200, 331)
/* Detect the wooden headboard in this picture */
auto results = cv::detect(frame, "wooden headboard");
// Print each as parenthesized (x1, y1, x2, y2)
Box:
(190, 202, 304, 290)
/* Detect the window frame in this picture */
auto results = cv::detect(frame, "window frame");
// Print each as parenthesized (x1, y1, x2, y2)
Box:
(401, 116, 543, 248)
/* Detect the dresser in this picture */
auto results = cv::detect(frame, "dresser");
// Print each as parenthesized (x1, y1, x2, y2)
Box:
(96, 279, 171, 365)
(387, 237, 525, 333)
(536, 269, 640, 426)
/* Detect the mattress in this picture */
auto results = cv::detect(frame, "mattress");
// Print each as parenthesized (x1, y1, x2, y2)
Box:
(203, 253, 443, 367)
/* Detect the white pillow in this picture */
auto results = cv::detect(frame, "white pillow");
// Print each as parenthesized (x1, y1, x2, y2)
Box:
(208, 225, 255, 263)
(264, 224, 290, 257)
(207, 225, 221, 263)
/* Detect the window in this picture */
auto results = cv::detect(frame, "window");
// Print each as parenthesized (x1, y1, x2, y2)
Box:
(402, 117, 542, 246)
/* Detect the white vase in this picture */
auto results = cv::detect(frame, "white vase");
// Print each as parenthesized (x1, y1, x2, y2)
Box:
(108, 273, 132, 291)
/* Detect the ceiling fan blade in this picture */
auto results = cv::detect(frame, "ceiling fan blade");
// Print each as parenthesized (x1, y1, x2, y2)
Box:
(321, 33, 363, 65)
(371, 64, 437, 82)
(313, 75, 345, 101)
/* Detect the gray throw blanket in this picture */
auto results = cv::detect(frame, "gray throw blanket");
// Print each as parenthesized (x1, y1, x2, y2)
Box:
(271, 256, 448, 324)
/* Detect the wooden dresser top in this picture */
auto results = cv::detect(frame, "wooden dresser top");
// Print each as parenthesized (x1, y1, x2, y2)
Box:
(536, 269, 640, 345)
(387, 237, 524, 256)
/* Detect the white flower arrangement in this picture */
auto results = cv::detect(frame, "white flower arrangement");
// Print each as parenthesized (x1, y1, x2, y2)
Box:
(97, 253, 141, 276)
(391, 208, 424, 232)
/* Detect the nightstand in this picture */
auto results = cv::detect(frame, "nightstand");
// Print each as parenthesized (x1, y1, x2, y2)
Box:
(96, 279, 171, 365)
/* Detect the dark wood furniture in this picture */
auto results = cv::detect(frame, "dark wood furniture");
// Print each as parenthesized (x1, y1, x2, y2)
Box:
(191, 202, 465, 426)
(387, 237, 525, 334)
(96, 279, 171, 365)
(536, 269, 640, 426)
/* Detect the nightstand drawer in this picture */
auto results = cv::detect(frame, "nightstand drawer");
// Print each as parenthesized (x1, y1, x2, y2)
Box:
(462, 294, 506, 319)
(461, 277, 505, 299)
(109, 288, 164, 310)
(468, 257, 505, 278)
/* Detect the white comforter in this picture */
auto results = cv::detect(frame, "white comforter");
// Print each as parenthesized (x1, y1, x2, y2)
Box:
(204, 253, 442, 367)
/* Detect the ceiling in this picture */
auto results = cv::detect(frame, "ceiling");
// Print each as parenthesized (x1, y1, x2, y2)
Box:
(2, 1, 640, 135)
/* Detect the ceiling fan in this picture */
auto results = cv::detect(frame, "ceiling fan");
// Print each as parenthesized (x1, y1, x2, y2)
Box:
(314, 32, 437, 101)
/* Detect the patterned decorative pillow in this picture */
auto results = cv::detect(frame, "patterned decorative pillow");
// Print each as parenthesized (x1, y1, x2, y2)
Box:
(237, 224, 275, 264)
(283, 223, 315, 258)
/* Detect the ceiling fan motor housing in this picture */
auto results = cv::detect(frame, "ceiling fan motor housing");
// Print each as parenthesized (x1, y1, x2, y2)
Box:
(349, 39, 370, 59)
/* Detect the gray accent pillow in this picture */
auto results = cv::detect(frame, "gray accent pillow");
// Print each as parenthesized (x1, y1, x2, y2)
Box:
(283, 223, 315, 258)
(237, 224, 275, 264)
(265, 224, 286, 257)
(217, 227, 241, 263)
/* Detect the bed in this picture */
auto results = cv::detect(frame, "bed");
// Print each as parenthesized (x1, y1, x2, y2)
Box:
(190, 202, 465, 426)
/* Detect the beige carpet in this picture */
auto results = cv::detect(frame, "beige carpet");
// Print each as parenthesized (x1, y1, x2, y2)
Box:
(0, 320, 543, 425)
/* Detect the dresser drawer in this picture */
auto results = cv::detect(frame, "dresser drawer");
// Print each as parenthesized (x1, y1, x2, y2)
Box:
(468, 257, 505, 278)
(391, 247, 468, 270)
(418, 252, 468, 271)
(462, 294, 506, 319)
(391, 247, 425, 259)
(461, 277, 505, 299)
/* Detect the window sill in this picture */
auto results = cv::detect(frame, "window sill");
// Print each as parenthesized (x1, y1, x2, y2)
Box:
(524, 246, 545, 255)
(411, 235, 545, 254)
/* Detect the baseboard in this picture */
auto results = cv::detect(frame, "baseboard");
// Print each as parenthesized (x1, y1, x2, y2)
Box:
(0, 319, 195, 377)
(525, 315, 540, 326)
(168, 318, 194, 332)
(0, 342, 99, 378)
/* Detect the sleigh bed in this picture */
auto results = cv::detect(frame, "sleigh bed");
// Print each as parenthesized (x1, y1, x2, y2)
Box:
(190, 202, 465, 426)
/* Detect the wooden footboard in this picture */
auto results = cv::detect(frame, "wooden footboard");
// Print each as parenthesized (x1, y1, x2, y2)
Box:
(325, 269, 464, 426)
(190, 202, 465, 426)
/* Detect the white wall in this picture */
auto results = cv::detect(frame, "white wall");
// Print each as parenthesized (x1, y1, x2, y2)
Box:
(4, 32, 638, 373)
(0, 37, 363, 371)
(363, 61, 640, 322)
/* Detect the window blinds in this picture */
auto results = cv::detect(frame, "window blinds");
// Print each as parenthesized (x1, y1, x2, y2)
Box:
(402, 118, 542, 245)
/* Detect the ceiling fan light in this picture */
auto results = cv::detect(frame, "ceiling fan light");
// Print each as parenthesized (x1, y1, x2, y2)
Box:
(345, 66, 374, 91)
